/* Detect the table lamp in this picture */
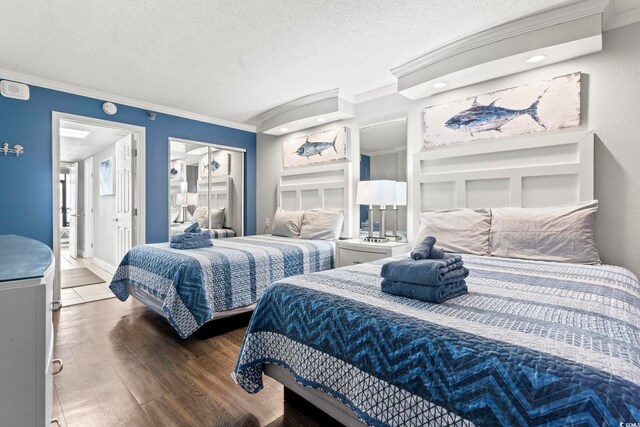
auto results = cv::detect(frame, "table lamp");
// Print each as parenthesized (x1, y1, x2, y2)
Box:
(388, 182, 407, 241)
(356, 180, 396, 243)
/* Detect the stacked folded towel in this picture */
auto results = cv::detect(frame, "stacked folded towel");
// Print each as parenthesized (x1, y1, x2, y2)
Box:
(170, 222, 213, 250)
(380, 236, 468, 303)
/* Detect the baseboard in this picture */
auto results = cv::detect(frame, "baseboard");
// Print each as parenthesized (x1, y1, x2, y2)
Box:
(92, 257, 117, 275)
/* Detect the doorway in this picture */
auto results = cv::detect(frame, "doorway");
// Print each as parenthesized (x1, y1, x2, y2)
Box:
(52, 113, 146, 308)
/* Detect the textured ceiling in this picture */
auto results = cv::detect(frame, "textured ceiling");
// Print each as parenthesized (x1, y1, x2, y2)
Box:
(60, 120, 130, 163)
(0, 0, 566, 125)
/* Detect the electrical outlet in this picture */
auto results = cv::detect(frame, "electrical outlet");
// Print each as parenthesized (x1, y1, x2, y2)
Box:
(265, 218, 270, 227)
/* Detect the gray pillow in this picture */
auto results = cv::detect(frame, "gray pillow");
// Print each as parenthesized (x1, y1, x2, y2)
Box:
(490, 200, 600, 264)
(414, 208, 491, 255)
(208, 208, 226, 229)
(299, 208, 344, 241)
(272, 208, 304, 238)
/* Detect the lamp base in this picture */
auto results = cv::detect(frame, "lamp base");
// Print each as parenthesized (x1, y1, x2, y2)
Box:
(386, 235, 403, 242)
(364, 236, 389, 243)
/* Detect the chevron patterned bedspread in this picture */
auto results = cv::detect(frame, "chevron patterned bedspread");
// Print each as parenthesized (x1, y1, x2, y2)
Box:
(234, 255, 640, 426)
(109, 235, 335, 338)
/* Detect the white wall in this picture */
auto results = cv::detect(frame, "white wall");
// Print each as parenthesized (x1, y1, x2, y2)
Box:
(255, 22, 640, 276)
(93, 143, 118, 268)
(256, 119, 360, 236)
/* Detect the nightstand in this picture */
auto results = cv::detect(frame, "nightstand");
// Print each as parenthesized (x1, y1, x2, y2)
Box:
(336, 239, 411, 268)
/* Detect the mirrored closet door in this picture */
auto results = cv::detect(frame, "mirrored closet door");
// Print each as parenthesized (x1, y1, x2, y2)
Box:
(169, 138, 244, 237)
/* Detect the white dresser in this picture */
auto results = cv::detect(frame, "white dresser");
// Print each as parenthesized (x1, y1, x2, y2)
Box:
(0, 235, 56, 426)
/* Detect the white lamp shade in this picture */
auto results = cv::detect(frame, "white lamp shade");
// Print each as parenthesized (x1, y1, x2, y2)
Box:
(356, 180, 397, 206)
(394, 182, 407, 206)
(186, 192, 198, 205)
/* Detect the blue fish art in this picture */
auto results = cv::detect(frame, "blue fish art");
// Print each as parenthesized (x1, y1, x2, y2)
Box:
(208, 159, 221, 172)
(295, 134, 338, 158)
(445, 91, 547, 136)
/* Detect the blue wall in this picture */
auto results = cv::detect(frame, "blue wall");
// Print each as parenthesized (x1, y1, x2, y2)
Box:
(359, 154, 371, 227)
(0, 82, 256, 247)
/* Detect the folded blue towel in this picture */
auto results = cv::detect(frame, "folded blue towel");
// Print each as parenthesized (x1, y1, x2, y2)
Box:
(411, 236, 436, 260)
(170, 237, 213, 250)
(184, 222, 201, 234)
(380, 257, 468, 286)
(170, 230, 211, 244)
(381, 279, 468, 303)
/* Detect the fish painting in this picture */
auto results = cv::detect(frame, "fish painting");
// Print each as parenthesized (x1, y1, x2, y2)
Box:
(209, 159, 221, 172)
(282, 127, 349, 168)
(445, 91, 546, 136)
(423, 72, 581, 148)
(295, 135, 338, 158)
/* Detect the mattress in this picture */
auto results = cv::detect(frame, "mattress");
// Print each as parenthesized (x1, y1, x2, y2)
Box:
(110, 235, 335, 338)
(234, 254, 640, 426)
(170, 223, 237, 238)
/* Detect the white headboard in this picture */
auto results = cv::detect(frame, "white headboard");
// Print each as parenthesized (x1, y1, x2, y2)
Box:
(197, 176, 233, 227)
(413, 130, 594, 226)
(277, 162, 354, 238)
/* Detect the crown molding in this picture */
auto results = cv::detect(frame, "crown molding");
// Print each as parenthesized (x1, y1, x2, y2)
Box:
(604, 1, 640, 30)
(390, 0, 608, 79)
(0, 67, 256, 133)
(354, 84, 398, 104)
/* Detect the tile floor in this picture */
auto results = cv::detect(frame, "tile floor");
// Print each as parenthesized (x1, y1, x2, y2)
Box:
(60, 246, 115, 306)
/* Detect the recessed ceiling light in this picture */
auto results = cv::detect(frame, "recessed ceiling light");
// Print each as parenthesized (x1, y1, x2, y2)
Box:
(432, 82, 447, 89)
(60, 128, 90, 139)
(280, 127, 289, 133)
(317, 117, 326, 123)
(526, 54, 546, 63)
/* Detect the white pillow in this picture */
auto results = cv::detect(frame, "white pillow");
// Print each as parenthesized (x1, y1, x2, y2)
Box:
(272, 208, 304, 238)
(171, 207, 181, 223)
(192, 206, 208, 228)
(490, 200, 600, 264)
(299, 208, 344, 241)
(414, 208, 491, 255)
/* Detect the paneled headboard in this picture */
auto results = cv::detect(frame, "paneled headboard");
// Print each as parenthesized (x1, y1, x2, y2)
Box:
(277, 162, 354, 238)
(197, 176, 234, 228)
(413, 130, 594, 230)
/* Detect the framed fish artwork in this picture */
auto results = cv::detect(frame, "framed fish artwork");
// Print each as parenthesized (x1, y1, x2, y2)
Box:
(282, 127, 349, 168)
(423, 72, 581, 148)
(200, 152, 230, 178)
(99, 157, 114, 196)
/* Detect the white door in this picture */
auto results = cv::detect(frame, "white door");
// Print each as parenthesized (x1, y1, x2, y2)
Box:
(83, 157, 94, 258)
(68, 162, 79, 258)
(115, 135, 134, 261)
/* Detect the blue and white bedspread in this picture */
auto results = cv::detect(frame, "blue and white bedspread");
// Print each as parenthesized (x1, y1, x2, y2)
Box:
(234, 255, 640, 426)
(109, 235, 334, 338)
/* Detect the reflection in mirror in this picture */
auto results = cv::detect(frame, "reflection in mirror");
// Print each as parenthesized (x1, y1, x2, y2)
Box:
(169, 139, 244, 238)
(359, 118, 407, 240)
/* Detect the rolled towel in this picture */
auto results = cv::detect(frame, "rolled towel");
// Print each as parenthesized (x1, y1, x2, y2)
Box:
(411, 236, 436, 260)
(184, 222, 201, 234)
(380, 257, 467, 286)
(381, 279, 467, 303)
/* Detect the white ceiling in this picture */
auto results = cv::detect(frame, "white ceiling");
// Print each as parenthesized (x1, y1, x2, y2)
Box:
(59, 120, 130, 163)
(0, 0, 568, 126)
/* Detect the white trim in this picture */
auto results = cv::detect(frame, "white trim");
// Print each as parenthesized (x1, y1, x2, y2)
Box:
(604, 3, 640, 30)
(353, 84, 398, 104)
(83, 156, 94, 259)
(0, 67, 255, 132)
(253, 89, 355, 124)
(92, 257, 117, 275)
(52, 112, 146, 304)
(390, 0, 608, 79)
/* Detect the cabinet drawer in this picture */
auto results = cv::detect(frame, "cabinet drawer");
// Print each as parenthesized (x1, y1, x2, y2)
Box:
(339, 248, 386, 267)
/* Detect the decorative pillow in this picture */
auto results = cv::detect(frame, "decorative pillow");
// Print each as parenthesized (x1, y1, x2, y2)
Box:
(272, 208, 305, 238)
(191, 206, 208, 228)
(414, 208, 491, 255)
(490, 200, 600, 264)
(209, 208, 226, 229)
(299, 208, 344, 241)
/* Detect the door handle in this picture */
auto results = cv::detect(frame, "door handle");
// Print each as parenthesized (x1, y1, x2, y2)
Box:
(112, 218, 119, 222)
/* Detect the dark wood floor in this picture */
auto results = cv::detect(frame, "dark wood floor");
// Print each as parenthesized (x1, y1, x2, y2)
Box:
(52, 298, 338, 427)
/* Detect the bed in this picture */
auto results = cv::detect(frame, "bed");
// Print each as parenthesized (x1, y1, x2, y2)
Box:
(234, 254, 640, 426)
(170, 222, 237, 238)
(109, 235, 335, 338)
